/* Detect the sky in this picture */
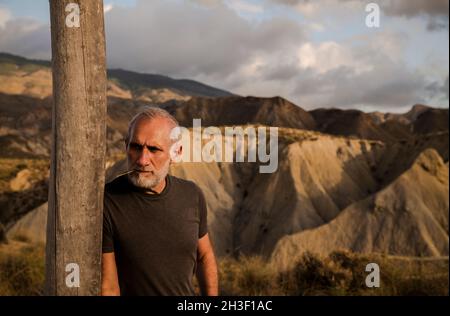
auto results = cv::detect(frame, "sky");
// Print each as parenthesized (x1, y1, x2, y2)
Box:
(0, 0, 448, 113)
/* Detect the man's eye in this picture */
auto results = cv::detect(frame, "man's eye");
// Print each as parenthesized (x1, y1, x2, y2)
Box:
(148, 146, 160, 153)
(129, 143, 142, 151)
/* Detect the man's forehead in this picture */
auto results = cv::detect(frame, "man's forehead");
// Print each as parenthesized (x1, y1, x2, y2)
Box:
(129, 117, 174, 144)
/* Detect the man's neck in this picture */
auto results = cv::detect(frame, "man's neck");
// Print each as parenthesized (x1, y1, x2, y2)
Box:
(145, 177, 166, 195)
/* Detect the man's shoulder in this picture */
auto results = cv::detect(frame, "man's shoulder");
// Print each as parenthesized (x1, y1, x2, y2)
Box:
(169, 174, 203, 196)
(104, 174, 130, 196)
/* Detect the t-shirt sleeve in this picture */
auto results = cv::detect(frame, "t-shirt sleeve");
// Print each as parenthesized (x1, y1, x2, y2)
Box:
(102, 199, 115, 253)
(197, 186, 208, 239)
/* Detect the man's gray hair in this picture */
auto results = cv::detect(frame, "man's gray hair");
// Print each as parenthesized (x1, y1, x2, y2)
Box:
(125, 106, 179, 143)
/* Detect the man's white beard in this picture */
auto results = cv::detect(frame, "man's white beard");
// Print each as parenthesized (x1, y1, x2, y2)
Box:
(127, 159, 170, 190)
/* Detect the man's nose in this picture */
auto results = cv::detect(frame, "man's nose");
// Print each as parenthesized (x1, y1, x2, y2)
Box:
(136, 147, 151, 166)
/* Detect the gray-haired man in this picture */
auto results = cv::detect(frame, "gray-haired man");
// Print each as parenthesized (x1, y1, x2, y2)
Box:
(101, 107, 218, 296)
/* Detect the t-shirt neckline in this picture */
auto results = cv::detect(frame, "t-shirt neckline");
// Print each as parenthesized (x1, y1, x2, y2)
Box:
(127, 174, 172, 200)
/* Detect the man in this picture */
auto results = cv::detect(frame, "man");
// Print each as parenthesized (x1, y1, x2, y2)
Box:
(101, 107, 218, 296)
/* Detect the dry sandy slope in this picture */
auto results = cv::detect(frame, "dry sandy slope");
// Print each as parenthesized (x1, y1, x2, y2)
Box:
(74, 130, 386, 257)
(6, 130, 449, 262)
(270, 148, 449, 271)
(7, 202, 48, 244)
(232, 136, 384, 257)
(0, 70, 52, 98)
(0, 67, 190, 102)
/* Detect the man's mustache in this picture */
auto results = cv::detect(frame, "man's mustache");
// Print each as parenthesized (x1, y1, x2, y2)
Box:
(118, 168, 154, 177)
(132, 168, 153, 173)
(129, 165, 155, 173)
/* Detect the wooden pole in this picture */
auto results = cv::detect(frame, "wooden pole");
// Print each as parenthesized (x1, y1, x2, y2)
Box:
(46, 0, 107, 295)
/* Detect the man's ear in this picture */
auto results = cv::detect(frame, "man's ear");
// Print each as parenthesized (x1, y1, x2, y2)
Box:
(170, 143, 182, 163)
(169, 126, 183, 163)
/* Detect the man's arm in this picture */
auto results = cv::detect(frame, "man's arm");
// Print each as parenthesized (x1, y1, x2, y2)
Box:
(196, 233, 219, 296)
(101, 252, 120, 296)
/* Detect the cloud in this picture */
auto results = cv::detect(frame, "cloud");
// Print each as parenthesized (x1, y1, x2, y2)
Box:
(0, 0, 447, 112)
(218, 30, 443, 111)
(289, 34, 447, 110)
(443, 77, 449, 99)
(104, 4, 114, 13)
(381, 0, 449, 31)
(0, 7, 12, 28)
(296, 41, 373, 75)
(288, 66, 431, 112)
(105, 0, 305, 79)
(380, 0, 449, 18)
(270, 0, 449, 17)
(426, 76, 449, 103)
(267, 0, 366, 18)
(226, 0, 264, 15)
(0, 16, 50, 59)
(426, 18, 448, 31)
(189, 0, 224, 8)
(269, 0, 449, 31)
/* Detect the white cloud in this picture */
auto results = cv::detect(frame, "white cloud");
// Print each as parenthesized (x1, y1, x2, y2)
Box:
(269, 0, 366, 19)
(309, 23, 325, 32)
(296, 42, 373, 75)
(226, 0, 264, 15)
(105, 0, 305, 79)
(189, 0, 224, 8)
(211, 29, 446, 111)
(0, 7, 12, 28)
(0, 0, 447, 111)
(0, 17, 50, 60)
(104, 4, 114, 13)
(288, 34, 442, 110)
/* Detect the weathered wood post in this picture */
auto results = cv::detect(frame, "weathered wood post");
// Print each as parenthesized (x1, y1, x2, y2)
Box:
(45, 0, 107, 295)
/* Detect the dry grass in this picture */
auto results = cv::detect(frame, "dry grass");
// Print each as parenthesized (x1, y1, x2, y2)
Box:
(0, 244, 447, 296)
(0, 158, 49, 194)
(0, 241, 45, 296)
(219, 251, 449, 296)
(219, 255, 284, 296)
(9, 232, 33, 243)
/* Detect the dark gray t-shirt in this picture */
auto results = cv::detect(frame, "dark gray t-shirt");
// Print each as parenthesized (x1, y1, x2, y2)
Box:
(102, 174, 208, 296)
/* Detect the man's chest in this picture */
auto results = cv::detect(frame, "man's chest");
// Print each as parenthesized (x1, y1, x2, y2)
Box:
(111, 196, 200, 259)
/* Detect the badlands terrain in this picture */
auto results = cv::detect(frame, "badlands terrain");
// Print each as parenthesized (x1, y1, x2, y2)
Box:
(0, 53, 448, 274)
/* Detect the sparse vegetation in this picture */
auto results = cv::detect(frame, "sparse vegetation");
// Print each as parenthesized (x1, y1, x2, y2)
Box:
(219, 255, 283, 296)
(0, 242, 45, 296)
(0, 60, 46, 76)
(0, 243, 448, 296)
(0, 63, 18, 75)
(10, 232, 32, 243)
(0, 158, 49, 194)
(219, 251, 449, 296)
(0, 54, 448, 297)
(0, 158, 50, 193)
